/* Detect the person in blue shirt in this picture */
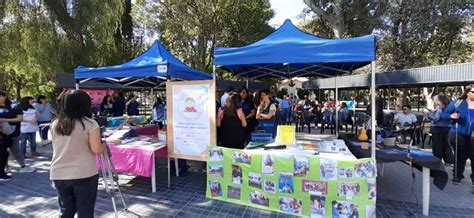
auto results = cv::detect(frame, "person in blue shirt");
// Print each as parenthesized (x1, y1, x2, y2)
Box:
(152, 97, 166, 129)
(426, 93, 454, 164)
(441, 84, 474, 185)
(35, 95, 56, 141)
(280, 95, 291, 124)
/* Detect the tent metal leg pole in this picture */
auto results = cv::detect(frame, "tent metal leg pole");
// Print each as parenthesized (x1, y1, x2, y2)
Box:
(371, 61, 376, 158)
(212, 65, 216, 81)
(335, 76, 339, 136)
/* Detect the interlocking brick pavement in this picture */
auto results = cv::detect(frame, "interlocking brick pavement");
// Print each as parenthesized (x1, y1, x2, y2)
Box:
(0, 131, 473, 217)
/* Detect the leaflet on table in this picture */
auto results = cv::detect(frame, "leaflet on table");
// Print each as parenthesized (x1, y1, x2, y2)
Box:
(172, 84, 211, 156)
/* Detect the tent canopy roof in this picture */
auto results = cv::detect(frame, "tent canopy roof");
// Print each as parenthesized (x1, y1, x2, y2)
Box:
(214, 19, 375, 78)
(75, 41, 212, 82)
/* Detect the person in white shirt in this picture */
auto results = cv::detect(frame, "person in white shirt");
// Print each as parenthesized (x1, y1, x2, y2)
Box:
(19, 97, 40, 157)
(394, 105, 418, 144)
(220, 86, 234, 108)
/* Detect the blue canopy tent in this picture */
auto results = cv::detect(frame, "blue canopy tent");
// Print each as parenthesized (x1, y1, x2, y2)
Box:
(74, 40, 212, 89)
(213, 19, 377, 158)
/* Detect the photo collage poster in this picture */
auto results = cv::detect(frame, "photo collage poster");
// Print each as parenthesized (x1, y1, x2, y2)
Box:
(206, 146, 376, 217)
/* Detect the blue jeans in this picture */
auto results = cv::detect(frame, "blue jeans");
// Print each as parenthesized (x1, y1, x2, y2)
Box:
(20, 132, 37, 155)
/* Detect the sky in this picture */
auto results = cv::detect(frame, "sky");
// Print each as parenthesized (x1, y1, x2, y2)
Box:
(269, 0, 308, 26)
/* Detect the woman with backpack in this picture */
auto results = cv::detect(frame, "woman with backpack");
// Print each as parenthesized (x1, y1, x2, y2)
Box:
(441, 85, 474, 186)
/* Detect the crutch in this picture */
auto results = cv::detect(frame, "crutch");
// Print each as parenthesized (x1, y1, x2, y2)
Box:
(98, 132, 128, 217)
(454, 122, 459, 184)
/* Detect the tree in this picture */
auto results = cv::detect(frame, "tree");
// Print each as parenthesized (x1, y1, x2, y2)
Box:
(135, 0, 274, 75)
(303, 0, 387, 38)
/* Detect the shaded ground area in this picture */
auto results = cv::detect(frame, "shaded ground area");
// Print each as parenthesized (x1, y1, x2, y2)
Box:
(0, 131, 473, 217)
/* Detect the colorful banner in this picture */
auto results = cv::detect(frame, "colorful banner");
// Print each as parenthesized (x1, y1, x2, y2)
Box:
(206, 147, 376, 217)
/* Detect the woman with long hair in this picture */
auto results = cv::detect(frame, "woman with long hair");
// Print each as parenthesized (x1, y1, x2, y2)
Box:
(239, 87, 256, 142)
(0, 91, 35, 180)
(442, 84, 474, 185)
(50, 90, 105, 216)
(100, 94, 114, 116)
(427, 93, 453, 164)
(19, 96, 40, 157)
(217, 92, 247, 149)
(256, 89, 277, 138)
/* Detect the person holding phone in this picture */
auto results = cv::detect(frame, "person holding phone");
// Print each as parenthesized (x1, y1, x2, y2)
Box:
(426, 93, 454, 164)
(50, 90, 106, 216)
(217, 92, 247, 149)
(441, 85, 474, 187)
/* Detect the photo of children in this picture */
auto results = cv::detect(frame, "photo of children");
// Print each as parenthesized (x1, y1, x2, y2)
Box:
(338, 167, 354, 179)
(278, 173, 294, 194)
(209, 181, 222, 197)
(249, 190, 269, 207)
(263, 180, 276, 193)
(337, 182, 361, 196)
(232, 165, 243, 185)
(366, 205, 376, 218)
(310, 195, 326, 217)
(302, 180, 328, 195)
(248, 172, 262, 189)
(227, 186, 241, 200)
(262, 154, 274, 175)
(208, 164, 224, 178)
(209, 147, 224, 161)
(331, 200, 359, 218)
(354, 160, 376, 178)
(294, 156, 310, 177)
(368, 178, 376, 201)
(320, 158, 337, 180)
(279, 197, 302, 215)
(233, 151, 251, 164)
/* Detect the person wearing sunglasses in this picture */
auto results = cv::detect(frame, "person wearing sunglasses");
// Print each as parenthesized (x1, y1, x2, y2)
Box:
(394, 105, 418, 144)
(441, 84, 474, 188)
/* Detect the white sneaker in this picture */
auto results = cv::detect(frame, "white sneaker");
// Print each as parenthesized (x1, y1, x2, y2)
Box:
(19, 166, 36, 173)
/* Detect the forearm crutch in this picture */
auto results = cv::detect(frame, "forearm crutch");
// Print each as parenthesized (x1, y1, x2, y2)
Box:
(98, 136, 128, 217)
(454, 122, 458, 183)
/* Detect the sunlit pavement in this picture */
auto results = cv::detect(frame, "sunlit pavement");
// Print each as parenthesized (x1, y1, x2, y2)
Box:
(1, 130, 473, 217)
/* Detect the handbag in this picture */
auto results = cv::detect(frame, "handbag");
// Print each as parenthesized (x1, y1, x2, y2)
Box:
(0, 122, 15, 135)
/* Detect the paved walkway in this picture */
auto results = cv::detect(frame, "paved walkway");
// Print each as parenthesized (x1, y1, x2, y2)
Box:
(0, 131, 473, 217)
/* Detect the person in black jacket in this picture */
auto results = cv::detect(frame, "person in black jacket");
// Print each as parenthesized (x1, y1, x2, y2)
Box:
(112, 92, 126, 117)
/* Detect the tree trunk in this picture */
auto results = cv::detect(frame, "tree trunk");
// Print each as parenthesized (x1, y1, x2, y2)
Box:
(394, 88, 408, 110)
(423, 87, 436, 110)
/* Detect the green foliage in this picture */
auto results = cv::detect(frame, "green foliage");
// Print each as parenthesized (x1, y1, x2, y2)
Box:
(135, 0, 274, 73)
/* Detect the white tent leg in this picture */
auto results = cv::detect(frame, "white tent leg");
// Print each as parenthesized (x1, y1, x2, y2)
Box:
(371, 61, 376, 158)
(335, 76, 339, 136)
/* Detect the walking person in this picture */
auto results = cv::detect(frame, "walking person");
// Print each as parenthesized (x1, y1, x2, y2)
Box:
(426, 93, 454, 164)
(19, 97, 40, 157)
(0, 91, 35, 174)
(50, 90, 105, 217)
(217, 92, 247, 149)
(35, 95, 55, 143)
(256, 90, 277, 138)
(441, 84, 474, 188)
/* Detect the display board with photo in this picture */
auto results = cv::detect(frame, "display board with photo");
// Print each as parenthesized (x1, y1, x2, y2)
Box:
(302, 180, 328, 195)
(310, 195, 326, 217)
(279, 197, 302, 215)
(206, 147, 376, 217)
(278, 173, 294, 194)
(294, 156, 310, 177)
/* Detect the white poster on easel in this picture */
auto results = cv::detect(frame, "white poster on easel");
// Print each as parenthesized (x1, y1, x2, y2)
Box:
(167, 80, 216, 161)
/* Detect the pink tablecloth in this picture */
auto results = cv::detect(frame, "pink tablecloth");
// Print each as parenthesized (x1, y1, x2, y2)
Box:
(98, 143, 167, 178)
